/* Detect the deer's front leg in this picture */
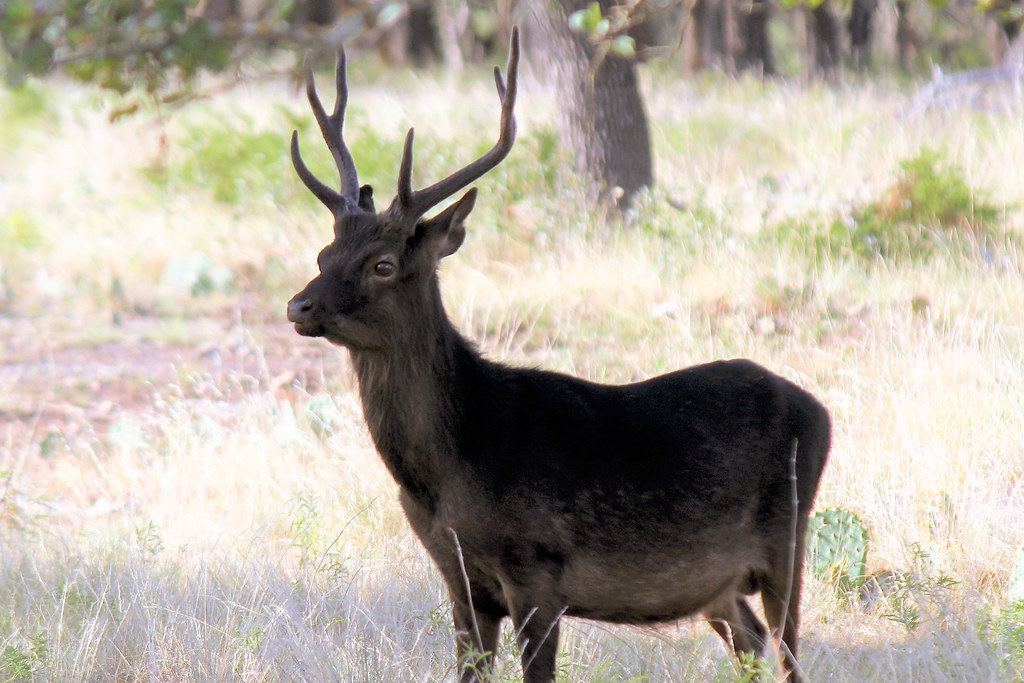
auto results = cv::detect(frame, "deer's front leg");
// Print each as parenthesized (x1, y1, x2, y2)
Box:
(453, 600, 502, 683)
(503, 590, 563, 683)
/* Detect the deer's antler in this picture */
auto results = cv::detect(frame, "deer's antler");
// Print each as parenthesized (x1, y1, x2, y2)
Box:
(388, 26, 520, 226)
(291, 48, 361, 216)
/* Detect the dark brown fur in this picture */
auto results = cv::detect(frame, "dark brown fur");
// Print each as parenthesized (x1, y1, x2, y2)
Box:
(285, 30, 830, 682)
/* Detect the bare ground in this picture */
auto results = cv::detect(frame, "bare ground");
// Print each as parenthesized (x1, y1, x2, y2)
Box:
(0, 309, 350, 448)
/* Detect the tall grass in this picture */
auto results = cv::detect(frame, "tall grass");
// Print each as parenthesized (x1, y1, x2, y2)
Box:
(1, 58, 1023, 680)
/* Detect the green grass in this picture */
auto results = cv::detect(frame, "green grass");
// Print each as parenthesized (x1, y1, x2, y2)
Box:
(2, 58, 1024, 681)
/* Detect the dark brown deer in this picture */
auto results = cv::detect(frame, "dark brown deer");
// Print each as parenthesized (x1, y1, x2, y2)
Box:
(286, 29, 830, 683)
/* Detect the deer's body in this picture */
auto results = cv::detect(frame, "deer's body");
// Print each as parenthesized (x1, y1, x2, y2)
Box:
(285, 30, 830, 682)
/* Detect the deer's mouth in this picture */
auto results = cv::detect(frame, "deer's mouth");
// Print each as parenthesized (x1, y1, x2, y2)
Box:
(293, 322, 326, 338)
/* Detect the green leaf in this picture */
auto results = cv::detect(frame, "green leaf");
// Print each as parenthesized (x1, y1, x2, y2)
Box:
(610, 35, 636, 58)
(1, 0, 35, 24)
(1, 209, 45, 250)
(21, 39, 55, 75)
(154, 0, 188, 26)
(568, 2, 604, 35)
(378, 2, 404, 25)
(568, 9, 588, 34)
(178, 18, 212, 52)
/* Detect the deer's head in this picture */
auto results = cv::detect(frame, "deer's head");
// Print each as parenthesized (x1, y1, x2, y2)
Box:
(286, 30, 519, 351)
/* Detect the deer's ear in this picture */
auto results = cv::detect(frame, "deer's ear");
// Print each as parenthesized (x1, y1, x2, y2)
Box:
(358, 184, 375, 212)
(416, 188, 477, 259)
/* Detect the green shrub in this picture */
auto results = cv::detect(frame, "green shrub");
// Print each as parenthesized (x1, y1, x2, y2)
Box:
(1010, 544, 1024, 603)
(837, 147, 1005, 261)
(160, 251, 233, 297)
(879, 542, 959, 632)
(142, 101, 428, 213)
(0, 208, 44, 251)
(0, 81, 55, 149)
(143, 115, 292, 206)
(978, 600, 1024, 675)
(772, 147, 1010, 264)
(0, 626, 47, 679)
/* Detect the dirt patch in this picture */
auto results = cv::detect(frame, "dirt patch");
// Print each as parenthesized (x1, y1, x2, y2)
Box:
(0, 311, 352, 444)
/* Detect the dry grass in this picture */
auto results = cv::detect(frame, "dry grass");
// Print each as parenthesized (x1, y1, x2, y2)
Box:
(2, 58, 1023, 681)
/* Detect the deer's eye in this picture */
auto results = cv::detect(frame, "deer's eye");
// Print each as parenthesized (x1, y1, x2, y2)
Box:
(374, 260, 396, 278)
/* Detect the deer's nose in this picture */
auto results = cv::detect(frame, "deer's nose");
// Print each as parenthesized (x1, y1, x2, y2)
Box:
(287, 297, 313, 323)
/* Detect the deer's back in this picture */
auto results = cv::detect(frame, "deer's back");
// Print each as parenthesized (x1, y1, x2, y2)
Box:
(463, 357, 828, 500)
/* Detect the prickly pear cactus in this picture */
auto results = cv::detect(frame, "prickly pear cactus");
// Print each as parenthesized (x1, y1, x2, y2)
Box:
(806, 508, 868, 588)
(306, 394, 343, 439)
(1010, 543, 1024, 603)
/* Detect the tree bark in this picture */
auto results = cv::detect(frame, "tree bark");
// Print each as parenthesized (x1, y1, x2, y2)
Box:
(201, 0, 239, 22)
(406, 2, 441, 67)
(740, 0, 775, 77)
(539, 0, 654, 208)
(691, 0, 739, 72)
(287, 0, 335, 27)
(895, 0, 917, 72)
(991, 0, 1022, 59)
(808, 0, 842, 81)
(847, 0, 876, 69)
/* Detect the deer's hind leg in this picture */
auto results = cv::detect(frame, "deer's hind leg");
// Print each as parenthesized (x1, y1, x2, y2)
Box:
(703, 595, 768, 657)
(757, 519, 811, 683)
(760, 559, 805, 682)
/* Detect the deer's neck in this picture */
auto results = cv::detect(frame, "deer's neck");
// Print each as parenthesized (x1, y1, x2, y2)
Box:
(349, 285, 479, 506)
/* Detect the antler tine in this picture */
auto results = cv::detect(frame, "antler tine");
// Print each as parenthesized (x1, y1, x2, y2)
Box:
(391, 26, 520, 223)
(397, 128, 416, 209)
(319, 49, 360, 206)
(291, 49, 361, 215)
(291, 132, 347, 214)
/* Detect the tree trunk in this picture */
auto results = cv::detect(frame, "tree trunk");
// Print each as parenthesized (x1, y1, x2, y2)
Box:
(201, 0, 238, 22)
(691, 0, 739, 72)
(690, 0, 712, 70)
(808, 0, 842, 81)
(539, 0, 654, 208)
(406, 2, 441, 67)
(847, 0, 876, 69)
(895, 0, 917, 72)
(990, 1, 1022, 61)
(287, 0, 335, 27)
(740, 0, 775, 76)
(434, 0, 465, 71)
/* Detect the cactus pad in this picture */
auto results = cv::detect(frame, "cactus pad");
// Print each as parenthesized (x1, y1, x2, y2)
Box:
(806, 507, 868, 588)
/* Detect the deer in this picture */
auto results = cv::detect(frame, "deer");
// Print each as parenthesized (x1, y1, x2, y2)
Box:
(285, 28, 830, 683)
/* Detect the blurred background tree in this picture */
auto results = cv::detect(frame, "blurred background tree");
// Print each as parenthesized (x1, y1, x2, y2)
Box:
(1, 0, 1018, 203)
(537, 0, 655, 208)
(3, 0, 1019, 96)
(0, 0, 407, 106)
